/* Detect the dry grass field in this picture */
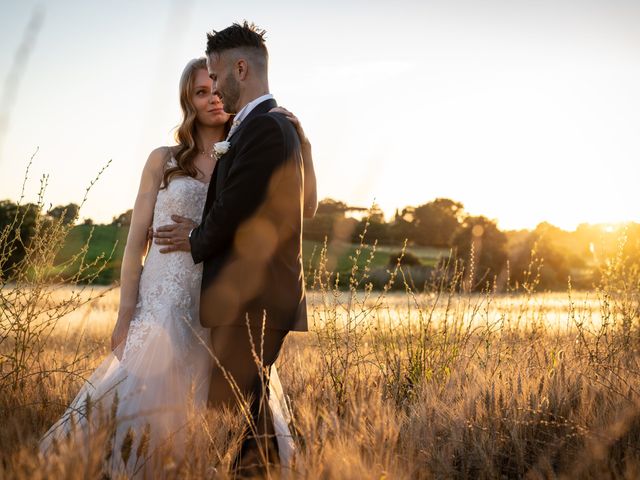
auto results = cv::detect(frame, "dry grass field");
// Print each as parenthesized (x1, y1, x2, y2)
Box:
(2, 265, 640, 479)
(2, 200, 640, 478)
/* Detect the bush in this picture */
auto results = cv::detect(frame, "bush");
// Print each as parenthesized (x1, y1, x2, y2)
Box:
(387, 250, 421, 267)
(0, 155, 112, 395)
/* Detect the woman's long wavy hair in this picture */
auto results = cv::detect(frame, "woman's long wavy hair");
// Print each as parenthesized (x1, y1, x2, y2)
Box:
(162, 57, 231, 188)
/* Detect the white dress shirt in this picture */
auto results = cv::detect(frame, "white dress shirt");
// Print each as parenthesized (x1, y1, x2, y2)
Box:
(227, 93, 274, 139)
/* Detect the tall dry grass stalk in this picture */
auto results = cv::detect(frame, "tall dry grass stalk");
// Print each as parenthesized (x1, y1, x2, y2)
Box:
(1, 155, 113, 385)
(0, 155, 114, 469)
(1, 205, 640, 478)
(289, 221, 640, 478)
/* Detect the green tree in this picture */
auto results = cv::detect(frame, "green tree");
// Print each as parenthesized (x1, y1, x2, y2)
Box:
(350, 203, 393, 245)
(508, 222, 572, 290)
(452, 215, 508, 290)
(389, 207, 416, 245)
(316, 198, 349, 217)
(413, 198, 465, 247)
(48, 203, 79, 225)
(111, 209, 132, 227)
(304, 198, 359, 243)
(0, 200, 39, 275)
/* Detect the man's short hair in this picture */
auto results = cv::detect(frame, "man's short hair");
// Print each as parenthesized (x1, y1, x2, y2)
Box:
(206, 21, 268, 60)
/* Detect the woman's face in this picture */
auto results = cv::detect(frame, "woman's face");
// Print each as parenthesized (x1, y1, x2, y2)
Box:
(192, 68, 229, 127)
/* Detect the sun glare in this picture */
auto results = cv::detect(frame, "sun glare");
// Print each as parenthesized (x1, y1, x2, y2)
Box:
(602, 224, 619, 234)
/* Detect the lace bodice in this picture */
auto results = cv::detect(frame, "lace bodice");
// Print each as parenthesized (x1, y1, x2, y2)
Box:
(42, 157, 295, 475)
(122, 158, 209, 361)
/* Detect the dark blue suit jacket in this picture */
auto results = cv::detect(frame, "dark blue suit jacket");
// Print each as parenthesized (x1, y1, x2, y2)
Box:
(189, 98, 307, 332)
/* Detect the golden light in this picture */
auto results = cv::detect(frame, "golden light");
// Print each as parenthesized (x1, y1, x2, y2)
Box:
(601, 224, 620, 234)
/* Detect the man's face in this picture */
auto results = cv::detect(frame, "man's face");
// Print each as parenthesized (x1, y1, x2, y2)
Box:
(207, 53, 241, 114)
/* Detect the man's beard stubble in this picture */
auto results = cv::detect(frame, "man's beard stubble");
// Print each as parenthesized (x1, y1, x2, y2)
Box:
(222, 73, 241, 114)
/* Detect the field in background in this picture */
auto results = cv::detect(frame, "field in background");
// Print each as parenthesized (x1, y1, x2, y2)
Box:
(54, 224, 448, 284)
(2, 195, 639, 478)
(3, 278, 640, 478)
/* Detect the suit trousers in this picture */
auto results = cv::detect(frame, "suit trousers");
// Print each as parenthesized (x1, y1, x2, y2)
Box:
(208, 324, 288, 473)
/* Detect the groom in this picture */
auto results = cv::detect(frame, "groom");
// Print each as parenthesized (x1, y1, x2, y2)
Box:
(155, 22, 307, 474)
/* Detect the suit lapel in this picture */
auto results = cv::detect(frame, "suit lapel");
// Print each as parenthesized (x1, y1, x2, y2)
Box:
(215, 148, 235, 197)
(203, 163, 219, 219)
(203, 98, 278, 217)
(216, 98, 277, 190)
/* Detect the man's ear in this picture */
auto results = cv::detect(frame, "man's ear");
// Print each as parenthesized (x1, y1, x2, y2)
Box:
(236, 58, 248, 81)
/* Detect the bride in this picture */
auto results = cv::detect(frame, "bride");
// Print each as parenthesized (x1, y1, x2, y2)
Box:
(40, 57, 316, 477)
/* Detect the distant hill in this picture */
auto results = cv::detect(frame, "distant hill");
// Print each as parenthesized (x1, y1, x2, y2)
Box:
(55, 224, 128, 284)
(55, 225, 448, 286)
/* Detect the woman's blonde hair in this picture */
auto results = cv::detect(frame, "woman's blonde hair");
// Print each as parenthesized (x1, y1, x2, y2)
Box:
(162, 57, 230, 188)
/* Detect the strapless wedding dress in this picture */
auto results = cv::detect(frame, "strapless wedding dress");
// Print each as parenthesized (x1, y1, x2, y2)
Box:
(40, 158, 294, 476)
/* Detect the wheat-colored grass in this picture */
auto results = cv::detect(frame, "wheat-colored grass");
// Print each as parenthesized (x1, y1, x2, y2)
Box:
(2, 279, 640, 479)
(2, 178, 639, 478)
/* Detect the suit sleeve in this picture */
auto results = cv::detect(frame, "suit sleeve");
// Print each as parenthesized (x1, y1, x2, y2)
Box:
(189, 114, 287, 264)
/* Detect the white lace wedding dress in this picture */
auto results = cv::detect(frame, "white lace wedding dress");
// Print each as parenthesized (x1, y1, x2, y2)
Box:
(40, 157, 294, 476)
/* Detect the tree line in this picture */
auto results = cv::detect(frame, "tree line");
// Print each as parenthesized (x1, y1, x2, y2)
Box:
(1, 198, 638, 291)
(303, 198, 640, 291)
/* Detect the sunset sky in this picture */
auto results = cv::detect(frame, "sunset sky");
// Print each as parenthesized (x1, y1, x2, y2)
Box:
(1, 0, 639, 231)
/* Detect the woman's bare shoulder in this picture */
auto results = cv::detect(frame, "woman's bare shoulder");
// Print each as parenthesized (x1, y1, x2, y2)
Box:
(144, 146, 174, 175)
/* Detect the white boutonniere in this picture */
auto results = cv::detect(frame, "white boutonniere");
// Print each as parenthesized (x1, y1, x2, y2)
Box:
(213, 141, 231, 159)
